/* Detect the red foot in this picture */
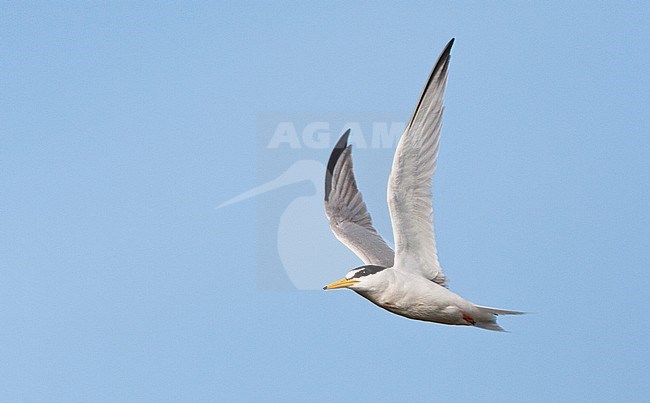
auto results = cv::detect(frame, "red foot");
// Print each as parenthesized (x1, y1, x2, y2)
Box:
(462, 313, 476, 325)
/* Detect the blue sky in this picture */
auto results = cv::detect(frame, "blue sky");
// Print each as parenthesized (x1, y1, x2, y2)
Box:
(1, 1, 648, 401)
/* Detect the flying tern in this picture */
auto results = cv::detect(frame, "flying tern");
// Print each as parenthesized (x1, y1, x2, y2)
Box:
(323, 39, 524, 331)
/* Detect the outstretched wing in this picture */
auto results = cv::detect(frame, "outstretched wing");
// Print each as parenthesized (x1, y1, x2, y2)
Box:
(387, 38, 454, 286)
(325, 130, 394, 267)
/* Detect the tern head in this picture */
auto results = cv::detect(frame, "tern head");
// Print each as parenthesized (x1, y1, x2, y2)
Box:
(323, 265, 387, 291)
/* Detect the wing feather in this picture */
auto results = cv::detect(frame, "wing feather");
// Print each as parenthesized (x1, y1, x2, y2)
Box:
(387, 39, 454, 286)
(325, 131, 394, 267)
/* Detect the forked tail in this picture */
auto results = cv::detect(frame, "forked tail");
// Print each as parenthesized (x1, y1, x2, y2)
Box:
(473, 305, 526, 332)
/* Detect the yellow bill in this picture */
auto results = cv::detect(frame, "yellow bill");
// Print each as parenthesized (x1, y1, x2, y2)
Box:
(323, 278, 358, 290)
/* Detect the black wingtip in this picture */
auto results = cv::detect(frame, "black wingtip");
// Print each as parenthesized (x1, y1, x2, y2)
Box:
(433, 37, 454, 78)
(407, 39, 455, 129)
(438, 38, 454, 74)
(324, 129, 351, 202)
(335, 129, 351, 150)
(440, 38, 454, 68)
(446, 38, 455, 51)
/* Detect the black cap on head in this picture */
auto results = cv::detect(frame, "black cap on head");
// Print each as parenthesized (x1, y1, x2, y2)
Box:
(350, 265, 386, 279)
